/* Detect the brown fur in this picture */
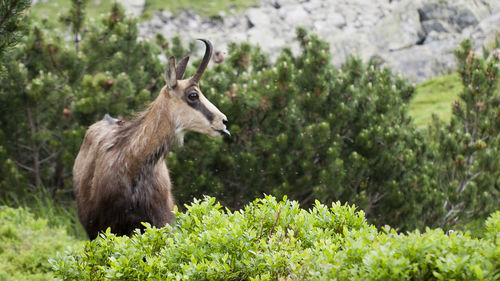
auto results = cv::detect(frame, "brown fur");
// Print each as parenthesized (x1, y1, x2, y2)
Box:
(73, 41, 228, 239)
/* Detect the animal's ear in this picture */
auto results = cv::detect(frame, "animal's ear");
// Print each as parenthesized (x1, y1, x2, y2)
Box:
(175, 56, 190, 80)
(165, 56, 177, 89)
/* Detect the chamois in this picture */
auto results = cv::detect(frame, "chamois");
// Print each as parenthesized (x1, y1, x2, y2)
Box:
(73, 39, 229, 239)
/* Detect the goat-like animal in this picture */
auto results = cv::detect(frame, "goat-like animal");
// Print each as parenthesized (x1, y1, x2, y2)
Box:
(73, 39, 229, 239)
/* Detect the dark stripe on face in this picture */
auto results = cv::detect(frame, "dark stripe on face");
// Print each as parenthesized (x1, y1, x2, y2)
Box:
(185, 87, 214, 123)
(189, 101, 214, 123)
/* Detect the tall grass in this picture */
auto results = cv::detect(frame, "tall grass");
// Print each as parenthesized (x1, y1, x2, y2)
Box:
(0, 205, 82, 280)
(1, 190, 87, 240)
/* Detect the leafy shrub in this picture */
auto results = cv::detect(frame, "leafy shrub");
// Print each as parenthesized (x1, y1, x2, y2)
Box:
(0, 206, 81, 281)
(52, 196, 500, 280)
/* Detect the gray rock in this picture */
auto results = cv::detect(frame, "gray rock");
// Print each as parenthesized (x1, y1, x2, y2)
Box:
(418, 2, 480, 32)
(246, 8, 271, 28)
(422, 20, 453, 34)
(382, 40, 458, 82)
(280, 5, 311, 28)
(157, 10, 174, 23)
(324, 12, 346, 28)
(248, 27, 286, 55)
(471, 12, 500, 48)
(137, 0, 500, 82)
(121, 0, 145, 18)
(32, 0, 48, 5)
(370, 1, 423, 51)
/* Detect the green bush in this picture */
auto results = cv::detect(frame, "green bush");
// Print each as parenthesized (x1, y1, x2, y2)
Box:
(0, 4, 164, 199)
(51, 196, 500, 280)
(169, 29, 438, 230)
(428, 40, 500, 227)
(0, 3, 438, 231)
(0, 205, 81, 281)
(1, 2, 498, 235)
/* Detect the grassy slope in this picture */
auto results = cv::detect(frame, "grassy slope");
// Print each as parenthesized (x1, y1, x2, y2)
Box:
(30, 0, 256, 28)
(142, 0, 257, 19)
(409, 74, 462, 127)
(0, 206, 83, 281)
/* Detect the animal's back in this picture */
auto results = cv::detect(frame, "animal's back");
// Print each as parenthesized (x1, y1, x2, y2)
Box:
(73, 119, 117, 238)
(73, 118, 174, 239)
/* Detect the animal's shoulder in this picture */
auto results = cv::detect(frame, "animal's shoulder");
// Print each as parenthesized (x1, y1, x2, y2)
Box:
(83, 115, 127, 151)
(103, 113, 124, 125)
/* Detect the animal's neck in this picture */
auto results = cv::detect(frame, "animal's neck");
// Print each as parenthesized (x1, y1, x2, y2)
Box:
(119, 88, 178, 176)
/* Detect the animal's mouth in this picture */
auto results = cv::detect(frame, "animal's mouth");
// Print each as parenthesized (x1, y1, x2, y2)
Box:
(217, 129, 231, 137)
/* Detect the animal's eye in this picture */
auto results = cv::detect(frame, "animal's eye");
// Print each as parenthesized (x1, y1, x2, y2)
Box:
(188, 92, 199, 101)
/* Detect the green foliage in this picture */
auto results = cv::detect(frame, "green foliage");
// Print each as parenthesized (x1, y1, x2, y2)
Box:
(0, 3, 164, 199)
(0, 0, 31, 190)
(29, 0, 114, 31)
(170, 28, 437, 230)
(1, 5, 438, 231)
(0, 0, 31, 59)
(60, 0, 89, 52)
(2, 1, 499, 239)
(0, 205, 81, 281)
(428, 40, 500, 227)
(2, 190, 88, 239)
(52, 196, 500, 280)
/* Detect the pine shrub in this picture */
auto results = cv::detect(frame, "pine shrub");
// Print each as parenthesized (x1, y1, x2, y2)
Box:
(170, 29, 438, 230)
(1, 3, 498, 233)
(428, 40, 500, 227)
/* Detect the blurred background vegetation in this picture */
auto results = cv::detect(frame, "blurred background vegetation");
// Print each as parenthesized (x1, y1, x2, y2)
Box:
(0, 0, 499, 278)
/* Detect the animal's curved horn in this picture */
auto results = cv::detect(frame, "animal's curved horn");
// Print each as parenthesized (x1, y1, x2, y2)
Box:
(190, 38, 213, 84)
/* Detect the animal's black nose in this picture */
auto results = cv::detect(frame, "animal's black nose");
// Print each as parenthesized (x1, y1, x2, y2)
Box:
(223, 119, 228, 126)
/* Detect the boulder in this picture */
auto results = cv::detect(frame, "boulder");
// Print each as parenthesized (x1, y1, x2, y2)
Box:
(121, 0, 145, 18)
(280, 5, 310, 28)
(137, 0, 500, 82)
(246, 8, 272, 28)
(370, 1, 424, 51)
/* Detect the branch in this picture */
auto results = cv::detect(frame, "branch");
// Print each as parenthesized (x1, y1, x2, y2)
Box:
(39, 149, 62, 165)
(268, 206, 282, 239)
(442, 201, 465, 226)
(16, 143, 34, 152)
(0, 0, 18, 30)
(364, 192, 386, 215)
(47, 42, 70, 80)
(299, 191, 315, 206)
(456, 171, 482, 194)
(14, 160, 34, 172)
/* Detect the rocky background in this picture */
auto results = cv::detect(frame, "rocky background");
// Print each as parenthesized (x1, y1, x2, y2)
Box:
(128, 0, 500, 82)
